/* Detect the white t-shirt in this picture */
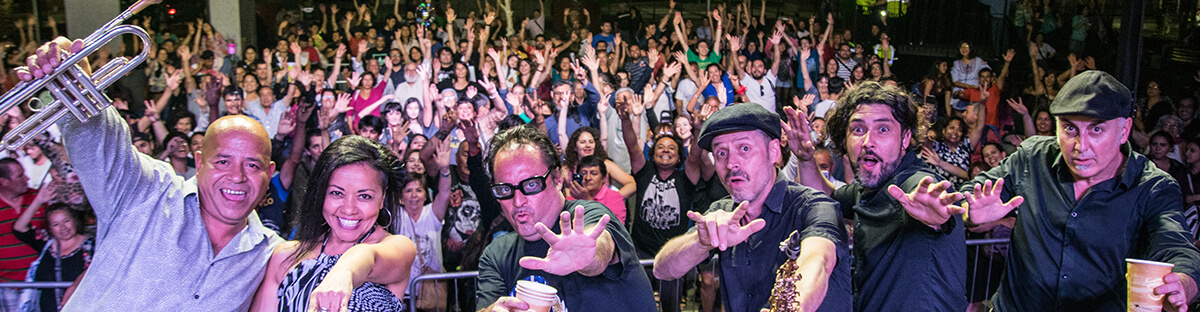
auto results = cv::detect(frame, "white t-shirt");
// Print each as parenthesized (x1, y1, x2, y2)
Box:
(18, 157, 52, 189)
(813, 99, 838, 120)
(741, 71, 778, 113)
(392, 204, 444, 293)
(674, 79, 698, 115)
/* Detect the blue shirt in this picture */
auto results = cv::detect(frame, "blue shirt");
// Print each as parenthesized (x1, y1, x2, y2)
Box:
(701, 75, 736, 105)
(545, 82, 601, 145)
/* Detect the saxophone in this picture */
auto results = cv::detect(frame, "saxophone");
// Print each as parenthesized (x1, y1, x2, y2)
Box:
(767, 230, 805, 312)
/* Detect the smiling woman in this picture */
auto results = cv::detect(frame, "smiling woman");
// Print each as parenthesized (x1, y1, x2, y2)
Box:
(249, 136, 416, 312)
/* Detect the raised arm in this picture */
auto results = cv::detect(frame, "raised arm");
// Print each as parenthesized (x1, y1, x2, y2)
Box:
(619, 97, 646, 173)
(431, 138, 453, 222)
(995, 49, 1014, 91)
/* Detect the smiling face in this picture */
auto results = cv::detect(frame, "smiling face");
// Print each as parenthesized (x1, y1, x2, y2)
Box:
(983, 144, 1006, 168)
(652, 136, 682, 169)
(942, 119, 963, 144)
(846, 104, 910, 189)
(575, 131, 596, 157)
(405, 151, 424, 175)
(323, 163, 385, 243)
(711, 131, 780, 204)
(401, 180, 427, 212)
(47, 209, 78, 241)
(1057, 116, 1131, 182)
(195, 117, 275, 230)
(1036, 111, 1054, 134)
(493, 144, 564, 241)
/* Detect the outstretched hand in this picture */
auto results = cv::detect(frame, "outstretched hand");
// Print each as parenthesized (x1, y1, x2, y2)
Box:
(963, 178, 1025, 225)
(886, 176, 966, 229)
(782, 101, 816, 161)
(519, 206, 612, 276)
(687, 202, 766, 251)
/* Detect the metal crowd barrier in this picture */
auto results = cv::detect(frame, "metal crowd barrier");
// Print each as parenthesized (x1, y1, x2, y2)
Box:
(0, 243, 1010, 311)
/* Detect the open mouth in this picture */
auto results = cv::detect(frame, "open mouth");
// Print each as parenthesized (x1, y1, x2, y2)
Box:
(337, 217, 362, 229)
(220, 189, 247, 201)
(859, 155, 881, 171)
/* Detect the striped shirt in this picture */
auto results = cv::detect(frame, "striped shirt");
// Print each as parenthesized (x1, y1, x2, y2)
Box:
(0, 190, 43, 282)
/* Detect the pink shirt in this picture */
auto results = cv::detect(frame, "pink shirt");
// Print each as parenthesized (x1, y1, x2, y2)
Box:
(570, 187, 626, 223)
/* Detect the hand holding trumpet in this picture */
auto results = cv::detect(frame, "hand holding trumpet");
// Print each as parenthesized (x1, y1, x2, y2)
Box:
(15, 37, 87, 82)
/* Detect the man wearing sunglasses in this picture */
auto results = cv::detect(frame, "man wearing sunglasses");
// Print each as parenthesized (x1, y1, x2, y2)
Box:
(654, 104, 852, 312)
(477, 125, 655, 312)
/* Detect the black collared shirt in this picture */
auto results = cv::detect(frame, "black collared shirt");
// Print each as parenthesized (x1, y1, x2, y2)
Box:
(701, 176, 853, 312)
(961, 136, 1200, 312)
(832, 151, 968, 312)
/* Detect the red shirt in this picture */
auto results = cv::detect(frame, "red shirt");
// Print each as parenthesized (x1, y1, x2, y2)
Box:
(961, 85, 1010, 131)
(0, 190, 44, 282)
(568, 186, 627, 224)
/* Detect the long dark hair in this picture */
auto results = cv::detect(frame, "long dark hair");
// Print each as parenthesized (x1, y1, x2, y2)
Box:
(564, 127, 608, 171)
(286, 136, 404, 266)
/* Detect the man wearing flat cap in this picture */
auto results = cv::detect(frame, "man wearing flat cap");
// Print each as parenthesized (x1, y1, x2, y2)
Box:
(963, 70, 1200, 311)
(654, 103, 853, 312)
(786, 81, 967, 311)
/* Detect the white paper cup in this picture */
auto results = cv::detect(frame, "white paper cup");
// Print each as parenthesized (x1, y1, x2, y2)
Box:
(1126, 258, 1175, 312)
(515, 281, 558, 312)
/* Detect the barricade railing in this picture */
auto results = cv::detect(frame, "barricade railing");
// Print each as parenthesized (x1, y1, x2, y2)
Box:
(0, 243, 1010, 311)
(966, 238, 1011, 305)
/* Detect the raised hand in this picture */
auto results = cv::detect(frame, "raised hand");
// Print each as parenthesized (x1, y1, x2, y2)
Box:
(886, 176, 966, 229)
(465, 85, 478, 100)
(1002, 48, 1015, 62)
(334, 93, 353, 113)
(597, 93, 611, 116)
(728, 34, 741, 53)
(435, 136, 452, 170)
(646, 47, 660, 66)
(662, 62, 682, 82)
(276, 110, 297, 137)
(334, 43, 347, 60)
(518, 206, 612, 276)
(166, 69, 183, 91)
(920, 146, 945, 167)
(484, 11, 497, 25)
(687, 202, 767, 251)
(782, 101, 815, 161)
(1005, 98, 1028, 115)
(347, 71, 362, 89)
(964, 178, 1025, 225)
(446, 8, 456, 22)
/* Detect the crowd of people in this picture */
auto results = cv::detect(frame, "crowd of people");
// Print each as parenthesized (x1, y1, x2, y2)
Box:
(0, 0, 1198, 311)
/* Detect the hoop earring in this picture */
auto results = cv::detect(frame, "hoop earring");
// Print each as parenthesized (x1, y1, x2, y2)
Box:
(379, 207, 394, 229)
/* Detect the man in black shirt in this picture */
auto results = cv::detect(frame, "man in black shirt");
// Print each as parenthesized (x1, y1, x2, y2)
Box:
(789, 82, 968, 311)
(655, 104, 852, 312)
(963, 70, 1200, 311)
(477, 125, 655, 312)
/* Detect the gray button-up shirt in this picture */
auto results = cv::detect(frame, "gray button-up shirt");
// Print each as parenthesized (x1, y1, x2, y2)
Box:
(59, 108, 282, 311)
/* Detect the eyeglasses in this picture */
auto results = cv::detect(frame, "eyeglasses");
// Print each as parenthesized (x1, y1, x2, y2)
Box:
(491, 167, 556, 200)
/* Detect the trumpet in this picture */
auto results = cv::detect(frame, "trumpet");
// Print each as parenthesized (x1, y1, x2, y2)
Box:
(0, 0, 160, 150)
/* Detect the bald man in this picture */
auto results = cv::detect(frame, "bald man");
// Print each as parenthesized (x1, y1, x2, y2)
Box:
(16, 37, 284, 310)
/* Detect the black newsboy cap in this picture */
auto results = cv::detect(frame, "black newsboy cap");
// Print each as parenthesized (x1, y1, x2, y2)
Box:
(698, 103, 781, 150)
(1049, 70, 1133, 120)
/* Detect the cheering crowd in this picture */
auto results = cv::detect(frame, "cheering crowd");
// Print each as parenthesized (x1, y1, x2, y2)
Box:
(0, 0, 1199, 311)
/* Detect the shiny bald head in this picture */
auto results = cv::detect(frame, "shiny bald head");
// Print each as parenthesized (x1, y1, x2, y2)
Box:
(201, 115, 272, 161)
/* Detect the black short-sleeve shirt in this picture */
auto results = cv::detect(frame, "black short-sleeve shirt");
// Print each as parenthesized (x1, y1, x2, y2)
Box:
(701, 176, 853, 312)
(832, 151, 968, 311)
(475, 200, 656, 312)
(631, 166, 698, 255)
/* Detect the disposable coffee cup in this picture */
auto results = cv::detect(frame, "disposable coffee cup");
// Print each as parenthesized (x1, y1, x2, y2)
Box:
(515, 280, 558, 312)
(1126, 258, 1175, 312)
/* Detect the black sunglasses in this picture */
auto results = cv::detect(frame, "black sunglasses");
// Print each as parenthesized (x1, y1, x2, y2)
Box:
(491, 167, 556, 200)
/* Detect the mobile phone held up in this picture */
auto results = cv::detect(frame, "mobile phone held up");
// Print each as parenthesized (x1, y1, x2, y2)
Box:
(573, 173, 584, 185)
